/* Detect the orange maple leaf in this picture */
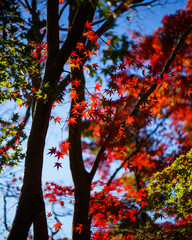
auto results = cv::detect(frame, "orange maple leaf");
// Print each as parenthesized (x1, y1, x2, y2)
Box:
(76, 42, 84, 51)
(60, 140, 70, 155)
(67, 117, 77, 126)
(53, 222, 62, 231)
(125, 116, 135, 125)
(85, 21, 93, 29)
(94, 82, 102, 92)
(106, 38, 111, 45)
(69, 89, 79, 101)
(74, 223, 83, 234)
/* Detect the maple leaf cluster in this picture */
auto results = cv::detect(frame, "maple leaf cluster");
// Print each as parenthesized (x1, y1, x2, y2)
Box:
(47, 141, 71, 170)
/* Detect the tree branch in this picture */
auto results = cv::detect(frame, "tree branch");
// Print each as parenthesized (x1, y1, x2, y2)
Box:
(24, 0, 32, 12)
(95, 0, 150, 38)
(54, 2, 94, 75)
(131, 0, 158, 8)
(47, 0, 59, 60)
(3, 195, 11, 232)
(59, 2, 68, 19)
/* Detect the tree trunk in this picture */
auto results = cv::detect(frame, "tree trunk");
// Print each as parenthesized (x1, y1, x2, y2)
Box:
(68, 68, 92, 240)
(7, 100, 52, 240)
(72, 183, 91, 240)
(33, 208, 48, 240)
(69, 112, 92, 240)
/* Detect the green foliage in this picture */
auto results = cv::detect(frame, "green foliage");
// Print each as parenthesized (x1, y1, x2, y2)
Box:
(0, 0, 33, 169)
(0, 115, 26, 171)
(147, 149, 192, 221)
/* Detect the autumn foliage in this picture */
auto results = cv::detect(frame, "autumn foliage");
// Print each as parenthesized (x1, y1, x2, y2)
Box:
(1, 0, 192, 239)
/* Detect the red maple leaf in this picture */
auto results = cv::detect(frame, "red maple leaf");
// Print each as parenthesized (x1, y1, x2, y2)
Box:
(71, 51, 78, 58)
(67, 117, 77, 126)
(81, 111, 89, 120)
(54, 162, 63, 170)
(47, 212, 53, 217)
(59, 200, 64, 206)
(72, 79, 81, 88)
(125, 116, 135, 125)
(55, 150, 64, 160)
(95, 82, 102, 92)
(50, 116, 62, 124)
(85, 21, 93, 29)
(74, 223, 83, 234)
(88, 31, 99, 44)
(48, 147, 57, 156)
(92, 63, 99, 69)
(60, 140, 70, 155)
(53, 222, 62, 231)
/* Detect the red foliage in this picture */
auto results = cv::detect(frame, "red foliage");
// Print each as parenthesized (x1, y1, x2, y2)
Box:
(43, 4, 192, 239)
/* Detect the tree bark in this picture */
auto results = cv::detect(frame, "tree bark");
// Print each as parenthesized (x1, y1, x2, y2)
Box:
(69, 118, 92, 240)
(72, 184, 91, 240)
(7, 100, 53, 240)
(68, 68, 92, 240)
(33, 208, 49, 240)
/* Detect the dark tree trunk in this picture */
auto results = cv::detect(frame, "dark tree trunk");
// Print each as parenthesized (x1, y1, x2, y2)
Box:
(33, 208, 49, 240)
(7, 100, 53, 240)
(72, 182, 91, 240)
(68, 68, 92, 240)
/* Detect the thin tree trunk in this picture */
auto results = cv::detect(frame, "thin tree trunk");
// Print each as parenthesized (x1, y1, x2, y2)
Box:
(68, 69, 92, 240)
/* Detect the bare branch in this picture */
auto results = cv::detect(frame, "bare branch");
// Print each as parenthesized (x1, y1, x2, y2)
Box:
(55, 74, 71, 99)
(3, 195, 11, 232)
(24, 0, 32, 13)
(95, 0, 153, 38)
(131, 0, 158, 8)
(17, 0, 27, 9)
(107, 149, 139, 186)
(59, 2, 68, 19)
